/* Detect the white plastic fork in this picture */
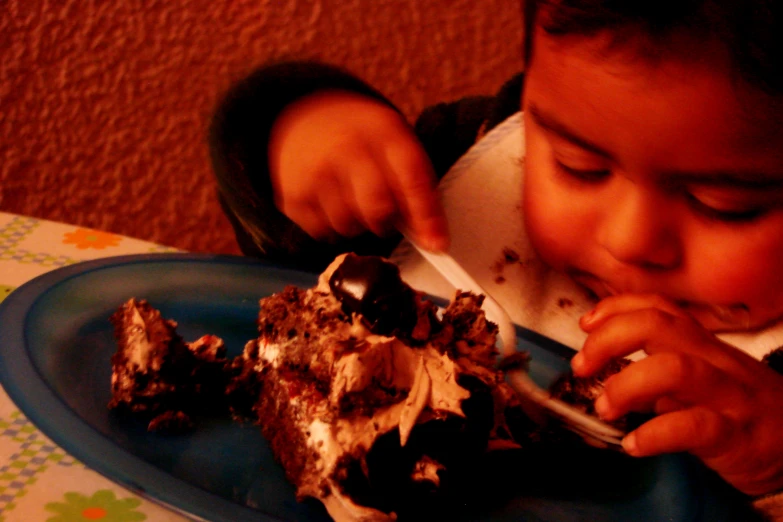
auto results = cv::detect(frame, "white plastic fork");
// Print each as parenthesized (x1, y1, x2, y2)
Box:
(404, 235, 626, 448)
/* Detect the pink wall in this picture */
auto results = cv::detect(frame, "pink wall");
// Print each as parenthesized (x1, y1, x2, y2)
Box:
(1, 0, 523, 254)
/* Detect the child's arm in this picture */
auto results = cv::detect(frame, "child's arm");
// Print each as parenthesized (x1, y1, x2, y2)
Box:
(573, 294, 783, 499)
(209, 61, 522, 272)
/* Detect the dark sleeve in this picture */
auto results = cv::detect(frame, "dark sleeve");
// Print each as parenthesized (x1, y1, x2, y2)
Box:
(209, 62, 524, 272)
(414, 73, 524, 178)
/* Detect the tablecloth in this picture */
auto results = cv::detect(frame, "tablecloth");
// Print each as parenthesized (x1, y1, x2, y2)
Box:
(0, 211, 191, 522)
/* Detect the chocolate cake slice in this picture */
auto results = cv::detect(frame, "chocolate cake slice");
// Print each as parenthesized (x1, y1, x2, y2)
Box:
(109, 298, 229, 431)
(108, 255, 581, 520)
(226, 253, 531, 520)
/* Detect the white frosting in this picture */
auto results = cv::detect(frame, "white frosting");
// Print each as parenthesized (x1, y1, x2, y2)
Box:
(305, 336, 470, 470)
(256, 339, 281, 369)
(411, 456, 445, 487)
(320, 482, 396, 522)
(126, 301, 156, 371)
(293, 326, 471, 522)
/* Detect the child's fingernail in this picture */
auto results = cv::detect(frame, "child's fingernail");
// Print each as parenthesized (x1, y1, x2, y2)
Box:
(622, 432, 638, 455)
(594, 394, 611, 419)
(416, 233, 447, 253)
(429, 235, 449, 252)
(581, 308, 596, 325)
(571, 352, 585, 373)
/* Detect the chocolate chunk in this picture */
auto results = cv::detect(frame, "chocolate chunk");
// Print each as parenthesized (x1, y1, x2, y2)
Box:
(329, 254, 418, 337)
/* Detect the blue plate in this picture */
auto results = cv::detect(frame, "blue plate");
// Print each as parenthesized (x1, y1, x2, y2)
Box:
(0, 254, 756, 521)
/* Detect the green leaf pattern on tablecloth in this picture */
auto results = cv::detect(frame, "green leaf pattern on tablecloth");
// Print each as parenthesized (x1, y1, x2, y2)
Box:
(45, 490, 145, 521)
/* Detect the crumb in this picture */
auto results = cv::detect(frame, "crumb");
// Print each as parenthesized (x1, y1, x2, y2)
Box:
(503, 248, 520, 264)
(491, 247, 524, 279)
(557, 298, 573, 309)
(148, 411, 194, 433)
(763, 347, 783, 375)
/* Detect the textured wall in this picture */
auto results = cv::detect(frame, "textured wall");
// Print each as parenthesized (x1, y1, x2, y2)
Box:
(1, 0, 523, 254)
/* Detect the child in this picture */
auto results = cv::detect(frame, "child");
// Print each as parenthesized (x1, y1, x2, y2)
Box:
(210, 0, 783, 515)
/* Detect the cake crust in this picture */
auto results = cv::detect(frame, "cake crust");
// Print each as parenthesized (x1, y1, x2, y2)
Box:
(108, 298, 229, 431)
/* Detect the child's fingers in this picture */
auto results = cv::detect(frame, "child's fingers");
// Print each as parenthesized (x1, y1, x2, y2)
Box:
(288, 203, 339, 242)
(317, 182, 364, 238)
(574, 312, 648, 375)
(343, 158, 399, 237)
(575, 308, 752, 379)
(596, 353, 751, 421)
(580, 293, 687, 332)
(654, 396, 686, 415)
(622, 406, 733, 458)
(383, 142, 448, 252)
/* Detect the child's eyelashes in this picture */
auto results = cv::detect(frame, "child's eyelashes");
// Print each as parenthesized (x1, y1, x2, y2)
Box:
(551, 156, 767, 223)
(550, 150, 771, 223)
(684, 193, 766, 223)
(553, 159, 610, 182)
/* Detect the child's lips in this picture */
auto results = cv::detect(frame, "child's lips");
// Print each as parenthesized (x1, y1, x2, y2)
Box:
(677, 302, 751, 332)
(568, 270, 618, 300)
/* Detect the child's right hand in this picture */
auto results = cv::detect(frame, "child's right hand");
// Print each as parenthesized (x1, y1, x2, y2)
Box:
(574, 294, 783, 496)
(268, 91, 449, 252)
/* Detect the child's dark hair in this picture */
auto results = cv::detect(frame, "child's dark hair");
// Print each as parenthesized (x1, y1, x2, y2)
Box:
(523, 0, 783, 95)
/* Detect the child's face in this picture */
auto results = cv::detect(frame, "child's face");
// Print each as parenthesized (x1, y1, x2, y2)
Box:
(521, 26, 783, 332)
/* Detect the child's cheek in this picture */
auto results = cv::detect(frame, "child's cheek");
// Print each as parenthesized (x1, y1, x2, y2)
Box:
(522, 144, 575, 271)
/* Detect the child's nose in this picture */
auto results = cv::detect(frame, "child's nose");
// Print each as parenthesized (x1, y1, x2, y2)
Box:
(596, 185, 681, 270)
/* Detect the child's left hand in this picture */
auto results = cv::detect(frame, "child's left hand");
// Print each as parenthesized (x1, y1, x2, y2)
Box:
(573, 294, 783, 496)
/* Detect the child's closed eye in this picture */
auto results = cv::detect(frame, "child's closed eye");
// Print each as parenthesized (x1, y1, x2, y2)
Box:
(684, 191, 767, 223)
(554, 158, 611, 182)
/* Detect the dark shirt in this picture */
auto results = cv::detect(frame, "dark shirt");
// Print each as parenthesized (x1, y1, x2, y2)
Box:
(209, 61, 523, 273)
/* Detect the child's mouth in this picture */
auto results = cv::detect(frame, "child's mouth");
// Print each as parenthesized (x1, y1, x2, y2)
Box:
(677, 302, 751, 332)
(567, 270, 618, 300)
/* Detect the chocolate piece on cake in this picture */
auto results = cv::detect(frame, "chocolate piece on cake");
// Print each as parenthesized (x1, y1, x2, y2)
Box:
(227, 253, 531, 521)
(109, 298, 229, 431)
(549, 358, 630, 421)
(763, 346, 783, 375)
(547, 358, 650, 444)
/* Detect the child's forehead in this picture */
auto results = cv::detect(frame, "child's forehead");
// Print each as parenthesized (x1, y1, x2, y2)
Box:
(527, 25, 783, 143)
(525, 26, 783, 177)
(529, 21, 723, 78)
(527, 0, 783, 97)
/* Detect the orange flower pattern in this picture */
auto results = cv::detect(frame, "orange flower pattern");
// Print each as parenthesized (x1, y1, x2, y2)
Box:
(62, 228, 122, 250)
